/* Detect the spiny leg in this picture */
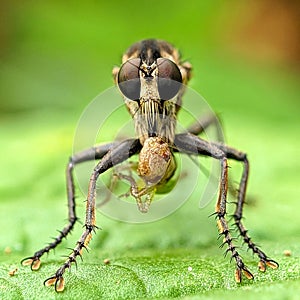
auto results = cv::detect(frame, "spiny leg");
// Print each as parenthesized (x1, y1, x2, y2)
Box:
(216, 157, 254, 282)
(44, 138, 141, 292)
(21, 142, 119, 271)
(174, 133, 253, 281)
(213, 142, 279, 271)
(174, 133, 278, 281)
(230, 153, 279, 272)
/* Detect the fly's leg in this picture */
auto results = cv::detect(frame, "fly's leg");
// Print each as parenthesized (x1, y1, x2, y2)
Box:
(215, 143, 279, 272)
(174, 133, 253, 281)
(216, 157, 254, 282)
(21, 142, 120, 271)
(174, 133, 278, 282)
(229, 151, 279, 272)
(44, 138, 141, 292)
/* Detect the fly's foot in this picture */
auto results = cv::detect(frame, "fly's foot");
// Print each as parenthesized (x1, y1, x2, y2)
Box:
(42, 230, 91, 292)
(258, 258, 279, 272)
(234, 257, 278, 283)
(44, 274, 65, 292)
(21, 257, 41, 271)
(44, 265, 68, 292)
(235, 262, 254, 283)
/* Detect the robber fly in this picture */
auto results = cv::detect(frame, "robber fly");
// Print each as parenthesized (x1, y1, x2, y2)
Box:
(22, 39, 278, 292)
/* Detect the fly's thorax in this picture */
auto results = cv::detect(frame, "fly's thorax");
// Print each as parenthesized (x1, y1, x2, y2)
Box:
(137, 137, 176, 187)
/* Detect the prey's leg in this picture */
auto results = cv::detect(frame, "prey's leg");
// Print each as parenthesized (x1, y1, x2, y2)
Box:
(21, 142, 120, 270)
(115, 172, 155, 213)
(44, 138, 141, 292)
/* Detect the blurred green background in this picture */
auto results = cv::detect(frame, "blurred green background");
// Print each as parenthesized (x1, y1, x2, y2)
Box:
(1, 1, 299, 299)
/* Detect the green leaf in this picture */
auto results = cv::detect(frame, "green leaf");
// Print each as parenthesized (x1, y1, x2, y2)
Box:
(1, 2, 300, 299)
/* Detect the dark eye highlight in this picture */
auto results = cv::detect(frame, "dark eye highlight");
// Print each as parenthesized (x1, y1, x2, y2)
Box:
(117, 58, 141, 100)
(157, 58, 182, 100)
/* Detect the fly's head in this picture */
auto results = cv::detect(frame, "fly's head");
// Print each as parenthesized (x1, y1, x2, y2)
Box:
(113, 39, 192, 145)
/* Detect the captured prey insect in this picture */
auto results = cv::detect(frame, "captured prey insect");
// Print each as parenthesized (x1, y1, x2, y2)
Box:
(22, 39, 278, 292)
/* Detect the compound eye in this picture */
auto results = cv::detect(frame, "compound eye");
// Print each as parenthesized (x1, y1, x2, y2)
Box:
(157, 58, 182, 100)
(117, 58, 141, 100)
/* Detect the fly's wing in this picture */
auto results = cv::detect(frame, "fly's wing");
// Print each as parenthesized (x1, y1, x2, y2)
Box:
(174, 86, 225, 209)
